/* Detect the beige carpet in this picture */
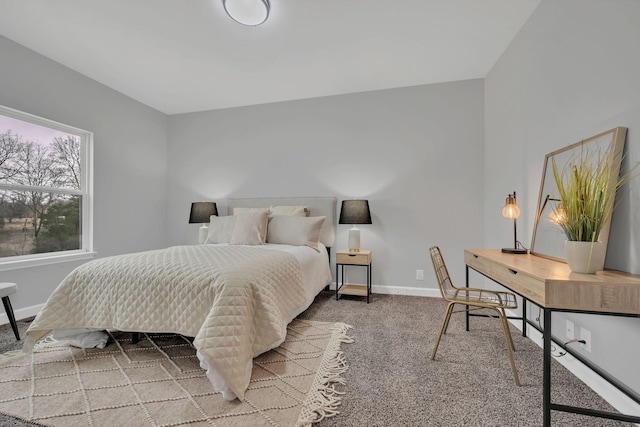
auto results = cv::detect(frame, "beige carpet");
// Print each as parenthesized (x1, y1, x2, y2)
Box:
(0, 319, 353, 427)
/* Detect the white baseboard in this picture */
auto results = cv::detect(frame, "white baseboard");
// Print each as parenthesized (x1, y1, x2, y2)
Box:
(506, 313, 640, 419)
(372, 284, 440, 298)
(0, 303, 43, 325)
(329, 282, 440, 298)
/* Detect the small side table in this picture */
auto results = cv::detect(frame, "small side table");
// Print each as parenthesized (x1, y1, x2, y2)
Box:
(336, 249, 372, 303)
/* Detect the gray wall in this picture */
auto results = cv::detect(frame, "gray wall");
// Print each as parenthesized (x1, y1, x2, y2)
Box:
(167, 80, 485, 291)
(485, 0, 640, 394)
(0, 36, 169, 313)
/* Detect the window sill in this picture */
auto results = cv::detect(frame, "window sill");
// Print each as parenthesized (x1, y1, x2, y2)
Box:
(0, 251, 97, 272)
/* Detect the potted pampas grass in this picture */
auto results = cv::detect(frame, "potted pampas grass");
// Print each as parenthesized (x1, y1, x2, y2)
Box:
(552, 144, 638, 273)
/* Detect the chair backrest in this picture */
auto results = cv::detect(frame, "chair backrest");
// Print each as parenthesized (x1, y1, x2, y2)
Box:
(429, 246, 459, 301)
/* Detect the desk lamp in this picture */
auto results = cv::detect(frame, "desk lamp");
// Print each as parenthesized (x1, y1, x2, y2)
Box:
(539, 194, 564, 225)
(502, 191, 527, 254)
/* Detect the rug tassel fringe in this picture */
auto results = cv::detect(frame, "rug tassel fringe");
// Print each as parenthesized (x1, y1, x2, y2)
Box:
(296, 322, 353, 427)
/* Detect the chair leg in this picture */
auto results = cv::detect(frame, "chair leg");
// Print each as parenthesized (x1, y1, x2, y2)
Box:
(442, 302, 456, 336)
(2, 296, 20, 341)
(432, 303, 455, 360)
(497, 311, 520, 386)
(500, 308, 516, 352)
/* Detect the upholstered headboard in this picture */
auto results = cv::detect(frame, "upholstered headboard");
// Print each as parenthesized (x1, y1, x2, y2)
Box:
(227, 197, 337, 248)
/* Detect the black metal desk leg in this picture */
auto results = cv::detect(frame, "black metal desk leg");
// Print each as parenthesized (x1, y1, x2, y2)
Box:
(367, 262, 371, 304)
(522, 298, 527, 337)
(465, 265, 470, 331)
(543, 308, 552, 427)
(335, 264, 339, 300)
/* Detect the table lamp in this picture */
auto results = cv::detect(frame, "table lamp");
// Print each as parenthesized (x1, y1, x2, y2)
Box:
(189, 202, 218, 244)
(339, 199, 372, 252)
(501, 191, 527, 254)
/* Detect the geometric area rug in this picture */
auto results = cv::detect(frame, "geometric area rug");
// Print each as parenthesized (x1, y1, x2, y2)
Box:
(0, 320, 353, 427)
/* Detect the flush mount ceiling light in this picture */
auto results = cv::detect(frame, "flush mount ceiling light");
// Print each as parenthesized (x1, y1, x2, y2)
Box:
(223, 0, 270, 26)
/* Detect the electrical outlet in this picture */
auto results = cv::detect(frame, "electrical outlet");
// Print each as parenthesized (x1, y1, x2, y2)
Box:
(566, 320, 575, 340)
(416, 269, 424, 280)
(580, 327, 592, 352)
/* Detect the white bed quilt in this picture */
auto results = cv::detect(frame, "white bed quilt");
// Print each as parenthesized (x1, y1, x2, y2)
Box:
(24, 245, 308, 401)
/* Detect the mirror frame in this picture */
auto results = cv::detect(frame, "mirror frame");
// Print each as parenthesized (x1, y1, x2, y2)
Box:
(530, 127, 627, 262)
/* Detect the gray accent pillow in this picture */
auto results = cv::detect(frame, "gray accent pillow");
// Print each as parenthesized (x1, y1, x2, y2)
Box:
(230, 211, 269, 245)
(269, 205, 309, 217)
(267, 215, 326, 251)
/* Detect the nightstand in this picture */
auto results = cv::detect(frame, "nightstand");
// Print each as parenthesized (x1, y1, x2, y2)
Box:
(336, 249, 372, 303)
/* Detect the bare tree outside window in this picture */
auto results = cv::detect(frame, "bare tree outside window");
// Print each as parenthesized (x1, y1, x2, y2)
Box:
(0, 130, 24, 181)
(0, 111, 88, 259)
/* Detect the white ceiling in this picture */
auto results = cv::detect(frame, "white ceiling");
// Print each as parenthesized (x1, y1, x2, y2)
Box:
(0, 0, 540, 115)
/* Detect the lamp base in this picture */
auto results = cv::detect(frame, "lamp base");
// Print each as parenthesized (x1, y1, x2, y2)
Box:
(502, 248, 528, 255)
(198, 225, 209, 244)
(348, 227, 361, 252)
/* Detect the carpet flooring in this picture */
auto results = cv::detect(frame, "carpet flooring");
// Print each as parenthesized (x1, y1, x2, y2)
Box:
(0, 291, 635, 426)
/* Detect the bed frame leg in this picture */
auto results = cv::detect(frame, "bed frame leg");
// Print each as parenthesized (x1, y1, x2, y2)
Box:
(131, 332, 140, 344)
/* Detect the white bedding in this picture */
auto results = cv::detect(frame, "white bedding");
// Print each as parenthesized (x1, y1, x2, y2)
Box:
(197, 243, 332, 399)
(24, 243, 332, 401)
(223, 242, 332, 306)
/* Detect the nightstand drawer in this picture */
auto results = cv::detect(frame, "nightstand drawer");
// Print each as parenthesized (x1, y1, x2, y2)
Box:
(337, 250, 371, 265)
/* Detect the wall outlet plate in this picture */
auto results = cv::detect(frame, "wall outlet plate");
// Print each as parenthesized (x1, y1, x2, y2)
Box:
(416, 269, 424, 280)
(566, 320, 575, 340)
(580, 327, 592, 352)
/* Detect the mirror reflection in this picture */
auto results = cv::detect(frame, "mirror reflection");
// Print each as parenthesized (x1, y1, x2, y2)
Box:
(530, 128, 626, 261)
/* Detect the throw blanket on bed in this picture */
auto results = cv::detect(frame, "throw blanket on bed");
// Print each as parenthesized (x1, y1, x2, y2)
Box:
(24, 245, 307, 401)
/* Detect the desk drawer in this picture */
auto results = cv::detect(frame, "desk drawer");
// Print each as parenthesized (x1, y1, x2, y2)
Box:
(465, 252, 545, 303)
(337, 252, 371, 265)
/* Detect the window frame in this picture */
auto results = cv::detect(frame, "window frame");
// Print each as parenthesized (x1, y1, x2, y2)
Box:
(0, 105, 94, 271)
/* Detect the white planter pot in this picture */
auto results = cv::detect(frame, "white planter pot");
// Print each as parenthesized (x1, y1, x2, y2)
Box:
(564, 241, 606, 274)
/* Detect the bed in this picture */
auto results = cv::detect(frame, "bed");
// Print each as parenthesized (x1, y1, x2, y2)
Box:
(23, 197, 336, 401)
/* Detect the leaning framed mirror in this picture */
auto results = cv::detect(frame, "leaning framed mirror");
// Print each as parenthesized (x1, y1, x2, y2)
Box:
(530, 127, 627, 262)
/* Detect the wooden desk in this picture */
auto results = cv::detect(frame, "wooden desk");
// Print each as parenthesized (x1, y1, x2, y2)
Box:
(465, 249, 640, 426)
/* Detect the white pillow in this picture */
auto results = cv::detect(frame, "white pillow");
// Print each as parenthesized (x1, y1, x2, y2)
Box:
(230, 211, 269, 245)
(267, 215, 326, 251)
(205, 216, 236, 244)
(269, 205, 309, 217)
(233, 207, 271, 216)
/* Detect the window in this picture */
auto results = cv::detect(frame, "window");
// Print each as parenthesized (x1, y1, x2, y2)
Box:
(0, 105, 93, 270)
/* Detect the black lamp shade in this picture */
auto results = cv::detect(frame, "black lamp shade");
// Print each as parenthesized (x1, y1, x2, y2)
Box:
(189, 202, 218, 224)
(339, 200, 372, 225)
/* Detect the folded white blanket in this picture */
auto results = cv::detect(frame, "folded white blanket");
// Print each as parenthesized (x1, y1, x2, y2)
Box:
(52, 328, 109, 349)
